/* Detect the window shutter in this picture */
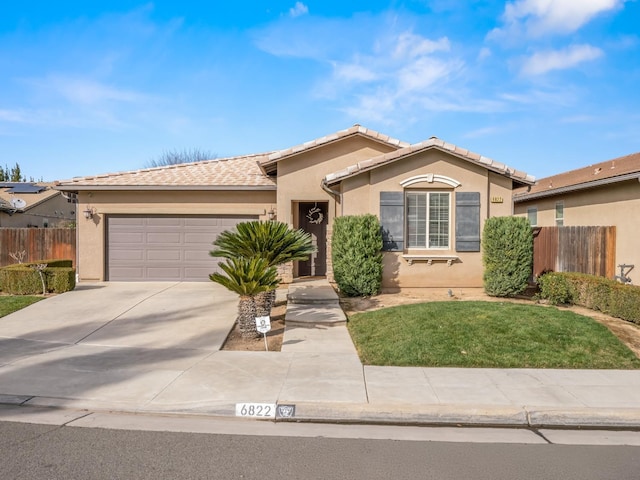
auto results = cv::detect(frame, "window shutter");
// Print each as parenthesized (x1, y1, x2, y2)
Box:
(455, 192, 480, 252)
(380, 192, 404, 251)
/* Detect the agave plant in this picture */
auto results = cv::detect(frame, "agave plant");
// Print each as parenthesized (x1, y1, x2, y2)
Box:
(209, 256, 280, 338)
(211, 221, 314, 315)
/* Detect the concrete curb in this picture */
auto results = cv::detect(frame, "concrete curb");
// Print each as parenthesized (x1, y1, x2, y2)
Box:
(274, 402, 640, 429)
(4, 396, 640, 430)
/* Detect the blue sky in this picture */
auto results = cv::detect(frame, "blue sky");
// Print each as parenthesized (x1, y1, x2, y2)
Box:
(1, 1, 639, 182)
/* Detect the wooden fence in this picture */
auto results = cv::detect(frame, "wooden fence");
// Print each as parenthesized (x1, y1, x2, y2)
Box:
(532, 226, 616, 279)
(0, 228, 76, 267)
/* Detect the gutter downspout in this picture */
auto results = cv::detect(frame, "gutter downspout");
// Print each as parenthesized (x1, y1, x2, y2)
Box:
(321, 179, 343, 217)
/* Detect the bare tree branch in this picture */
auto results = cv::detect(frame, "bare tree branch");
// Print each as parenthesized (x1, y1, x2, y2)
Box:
(145, 148, 217, 168)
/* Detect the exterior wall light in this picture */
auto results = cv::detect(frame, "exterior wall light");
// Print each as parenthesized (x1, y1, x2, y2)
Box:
(83, 206, 96, 219)
(267, 208, 276, 221)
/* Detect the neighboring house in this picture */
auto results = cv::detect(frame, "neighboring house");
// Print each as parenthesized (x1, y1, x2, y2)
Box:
(0, 182, 76, 228)
(55, 125, 534, 289)
(513, 152, 640, 284)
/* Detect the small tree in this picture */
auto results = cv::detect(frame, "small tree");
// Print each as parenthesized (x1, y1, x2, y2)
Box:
(0, 163, 26, 182)
(482, 216, 533, 297)
(146, 148, 216, 168)
(331, 214, 383, 297)
(209, 257, 280, 338)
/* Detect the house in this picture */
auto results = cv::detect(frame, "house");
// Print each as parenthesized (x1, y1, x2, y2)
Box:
(0, 182, 76, 228)
(55, 125, 534, 289)
(513, 152, 640, 284)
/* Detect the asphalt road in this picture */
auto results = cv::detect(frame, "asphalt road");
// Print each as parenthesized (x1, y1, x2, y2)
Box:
(1, 421, 640, 479)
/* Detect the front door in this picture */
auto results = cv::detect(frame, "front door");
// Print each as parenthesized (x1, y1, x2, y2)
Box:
(298, 202, 327, 277)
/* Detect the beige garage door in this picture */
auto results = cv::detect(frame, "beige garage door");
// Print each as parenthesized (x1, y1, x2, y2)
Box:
(107, 215, 256, 281)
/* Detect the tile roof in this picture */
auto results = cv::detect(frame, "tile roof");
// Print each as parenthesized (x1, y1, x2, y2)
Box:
(260, 124, 410, 173)
(323, 137, 536, 186)
(55, 154, 276, 190)
(0, 182, 61, 212)
(514, 151, 640, 202)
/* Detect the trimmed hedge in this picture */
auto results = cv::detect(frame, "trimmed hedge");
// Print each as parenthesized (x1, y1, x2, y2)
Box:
(3, 259, 73, 269)
(538, 272, 640, 325)
(332, 214, 383, 297)
(482, 216, 533, 297)
(0, 265, 76, 294)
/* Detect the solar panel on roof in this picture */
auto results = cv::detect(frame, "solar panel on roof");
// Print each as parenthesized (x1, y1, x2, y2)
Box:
(8, 184, 46, 193)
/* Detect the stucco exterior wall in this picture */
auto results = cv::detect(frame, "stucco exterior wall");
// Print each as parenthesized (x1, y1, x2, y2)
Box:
(340, 150, 518, 290)
(275, 136, 397, 225)
(514, 179, 640, 283)
(76, 189, 275, 281)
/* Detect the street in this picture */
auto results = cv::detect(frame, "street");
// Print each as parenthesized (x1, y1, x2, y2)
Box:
(1, 419, 639, 479)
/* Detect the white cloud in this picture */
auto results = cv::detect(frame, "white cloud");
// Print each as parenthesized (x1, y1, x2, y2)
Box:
(289, 2, 309, 18)
(393, 33, 450, 59)
(333, 63, 378, 82)
(398, 57, 461, 92)
(29, 76, 147, 105)
(0, 109, 29, 123)
(477, 47, 492, 60)
(495, 0, 627, 37)
(328, 31, 464, 119)
(463, 126, 504, 138)
(560, 114, 598, 123)
(521, 44, 603, 75)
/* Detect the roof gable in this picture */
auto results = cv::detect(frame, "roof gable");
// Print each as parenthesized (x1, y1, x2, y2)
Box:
(260, 124, 410, 175)
(323, 137, 535, 187)
(514, 151, 640, 202)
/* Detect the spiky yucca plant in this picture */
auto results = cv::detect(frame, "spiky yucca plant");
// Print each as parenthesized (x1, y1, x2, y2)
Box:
(209, 256, 280, 338)
(211, 221, 314, 315)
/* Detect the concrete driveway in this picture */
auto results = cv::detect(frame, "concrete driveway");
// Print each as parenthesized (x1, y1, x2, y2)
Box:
(0, 282, 239, 409)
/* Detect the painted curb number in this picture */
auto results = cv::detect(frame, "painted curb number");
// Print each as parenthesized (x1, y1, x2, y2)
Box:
(235, 403, 276, 418)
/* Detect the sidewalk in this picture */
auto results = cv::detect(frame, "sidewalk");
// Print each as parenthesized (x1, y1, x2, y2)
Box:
(1, 279, 640, 429)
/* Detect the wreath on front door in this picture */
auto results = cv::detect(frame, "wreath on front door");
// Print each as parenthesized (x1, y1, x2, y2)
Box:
(306, 205, 324, 224)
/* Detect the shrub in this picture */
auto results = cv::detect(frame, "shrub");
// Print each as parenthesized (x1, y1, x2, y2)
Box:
(537, 272, 575, 305)
(482, 216, 533, 297)
(4, 259, 73, 269)
(537, 271, 640, 325)
(332, 214, 383, 297)
(0, 266, 76, 294)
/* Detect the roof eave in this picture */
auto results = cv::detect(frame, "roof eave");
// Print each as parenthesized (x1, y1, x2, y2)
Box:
(514, 172, 640, 203)
(54, 185, 277, 192)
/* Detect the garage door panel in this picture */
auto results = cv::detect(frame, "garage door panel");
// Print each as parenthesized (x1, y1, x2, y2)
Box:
(146, 232, 182, 244)
(184, 232, 217, 244)
(184, 217, 219, 227)
(110, 232, 145, 243)
(184, 267, 217, 281)
(109, 249, 145, 261)
(184, 250, 212, 261)
(110, 266, 145, 279)
(147, 217, 183, 227)
(110, 217, 145, 227)
(147, 249, 182, 261)
(107, 215, 256, 281)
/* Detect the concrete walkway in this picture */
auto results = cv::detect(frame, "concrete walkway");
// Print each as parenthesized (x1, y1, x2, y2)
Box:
(1, 280, 640, 429)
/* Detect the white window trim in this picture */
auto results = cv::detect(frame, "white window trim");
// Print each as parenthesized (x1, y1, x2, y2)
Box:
(400, 174, 461, 188)
(405, 191, 451, 250)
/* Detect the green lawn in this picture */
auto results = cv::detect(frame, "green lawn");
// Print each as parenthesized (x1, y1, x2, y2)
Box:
(0, 295, 43, 318)
(347, 301, 640, 369)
